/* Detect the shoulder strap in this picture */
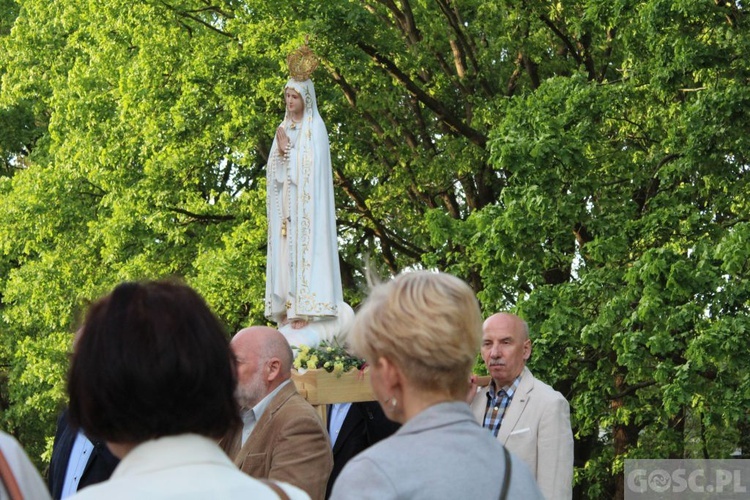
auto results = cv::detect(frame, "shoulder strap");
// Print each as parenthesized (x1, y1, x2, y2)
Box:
(260, 478, 291, 500)
(0, 447, 24, 500)
(499, 446, 512, 500)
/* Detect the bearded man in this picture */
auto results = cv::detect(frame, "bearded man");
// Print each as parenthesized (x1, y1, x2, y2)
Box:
(221, 326, 333, 500)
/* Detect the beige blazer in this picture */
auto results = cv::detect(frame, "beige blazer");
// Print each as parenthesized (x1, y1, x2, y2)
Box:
(221, 382, 333, 500)
(471, 366, 574, 500)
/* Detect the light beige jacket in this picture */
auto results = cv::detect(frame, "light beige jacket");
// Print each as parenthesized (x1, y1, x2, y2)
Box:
(471, 366, 574, 500)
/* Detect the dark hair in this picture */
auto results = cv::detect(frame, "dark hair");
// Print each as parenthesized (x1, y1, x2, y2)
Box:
(68, 280, 240, 443)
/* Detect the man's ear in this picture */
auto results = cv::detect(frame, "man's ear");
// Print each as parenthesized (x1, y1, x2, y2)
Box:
(266, 357, 281, 382)
(523, 339, 532, 361)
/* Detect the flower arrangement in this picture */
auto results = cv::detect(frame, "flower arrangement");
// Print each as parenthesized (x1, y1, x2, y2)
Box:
(293, 340, 366, 377)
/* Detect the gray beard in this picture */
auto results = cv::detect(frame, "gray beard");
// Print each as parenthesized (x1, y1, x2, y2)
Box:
(235, 377, 266, 410)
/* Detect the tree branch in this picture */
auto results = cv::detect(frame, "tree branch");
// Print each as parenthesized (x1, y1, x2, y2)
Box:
(167, 206, 235, 222)
(608, 380, 656, 400)
(539, 14, 583, 67)
(358, 42, 487, 148)
(434, 0, 480, 77)
(370, 0, 421, 45)
(334, 167, 425, 261)
(159, 1, 236, 40)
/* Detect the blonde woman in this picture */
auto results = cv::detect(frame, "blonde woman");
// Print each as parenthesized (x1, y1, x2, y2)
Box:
(330, 271, 543, 499)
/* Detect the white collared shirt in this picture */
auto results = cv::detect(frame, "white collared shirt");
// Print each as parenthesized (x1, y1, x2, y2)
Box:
(240, 409, 257, 446)
(61, 431, 94, 498)
(328, 403, 352, 448)
(241, 380, 291, 444)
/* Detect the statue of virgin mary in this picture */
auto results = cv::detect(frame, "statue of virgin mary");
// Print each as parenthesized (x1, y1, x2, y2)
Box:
(265, 46, 343, 331)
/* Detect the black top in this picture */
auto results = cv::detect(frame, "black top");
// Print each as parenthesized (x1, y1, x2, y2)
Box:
(326, 401, 400, 498)
(47, 410, 120, 499)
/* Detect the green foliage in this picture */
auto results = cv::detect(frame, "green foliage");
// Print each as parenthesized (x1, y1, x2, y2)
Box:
(0, 1, 748, 497)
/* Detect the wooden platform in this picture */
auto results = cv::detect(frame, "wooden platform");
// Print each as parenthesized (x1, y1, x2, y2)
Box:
(291, 369, 491, 425)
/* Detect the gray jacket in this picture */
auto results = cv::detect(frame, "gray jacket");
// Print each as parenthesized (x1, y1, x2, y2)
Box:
(330, 401, 543, 500)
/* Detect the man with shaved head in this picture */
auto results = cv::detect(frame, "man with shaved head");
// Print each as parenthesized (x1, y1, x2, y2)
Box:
(221, 326, 333, 500)
(470, 313, 574, 500)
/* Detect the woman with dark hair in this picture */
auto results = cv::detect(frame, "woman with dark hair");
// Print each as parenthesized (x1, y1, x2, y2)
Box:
(67, 280, 307, 499)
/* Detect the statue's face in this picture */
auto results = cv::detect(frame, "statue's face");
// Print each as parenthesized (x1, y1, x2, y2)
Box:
(284, 88, 304, 118)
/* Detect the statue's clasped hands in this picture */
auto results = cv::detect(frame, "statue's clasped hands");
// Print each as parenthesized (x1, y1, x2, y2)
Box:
(276, 126, 292, 157)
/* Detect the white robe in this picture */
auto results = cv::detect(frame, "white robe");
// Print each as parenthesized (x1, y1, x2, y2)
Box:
(265, 78, 343, 325)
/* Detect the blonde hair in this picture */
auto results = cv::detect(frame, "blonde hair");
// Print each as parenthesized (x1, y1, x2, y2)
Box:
(349, 271, 482, 399)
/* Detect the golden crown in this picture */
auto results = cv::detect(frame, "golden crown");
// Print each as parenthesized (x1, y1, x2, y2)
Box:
(287, 43, 319, 81)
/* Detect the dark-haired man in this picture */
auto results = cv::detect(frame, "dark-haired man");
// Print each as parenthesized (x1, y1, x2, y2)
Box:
(48, 325, 119, 499)
(325, 401, 399, 498)
(48, 411, 119, 499)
